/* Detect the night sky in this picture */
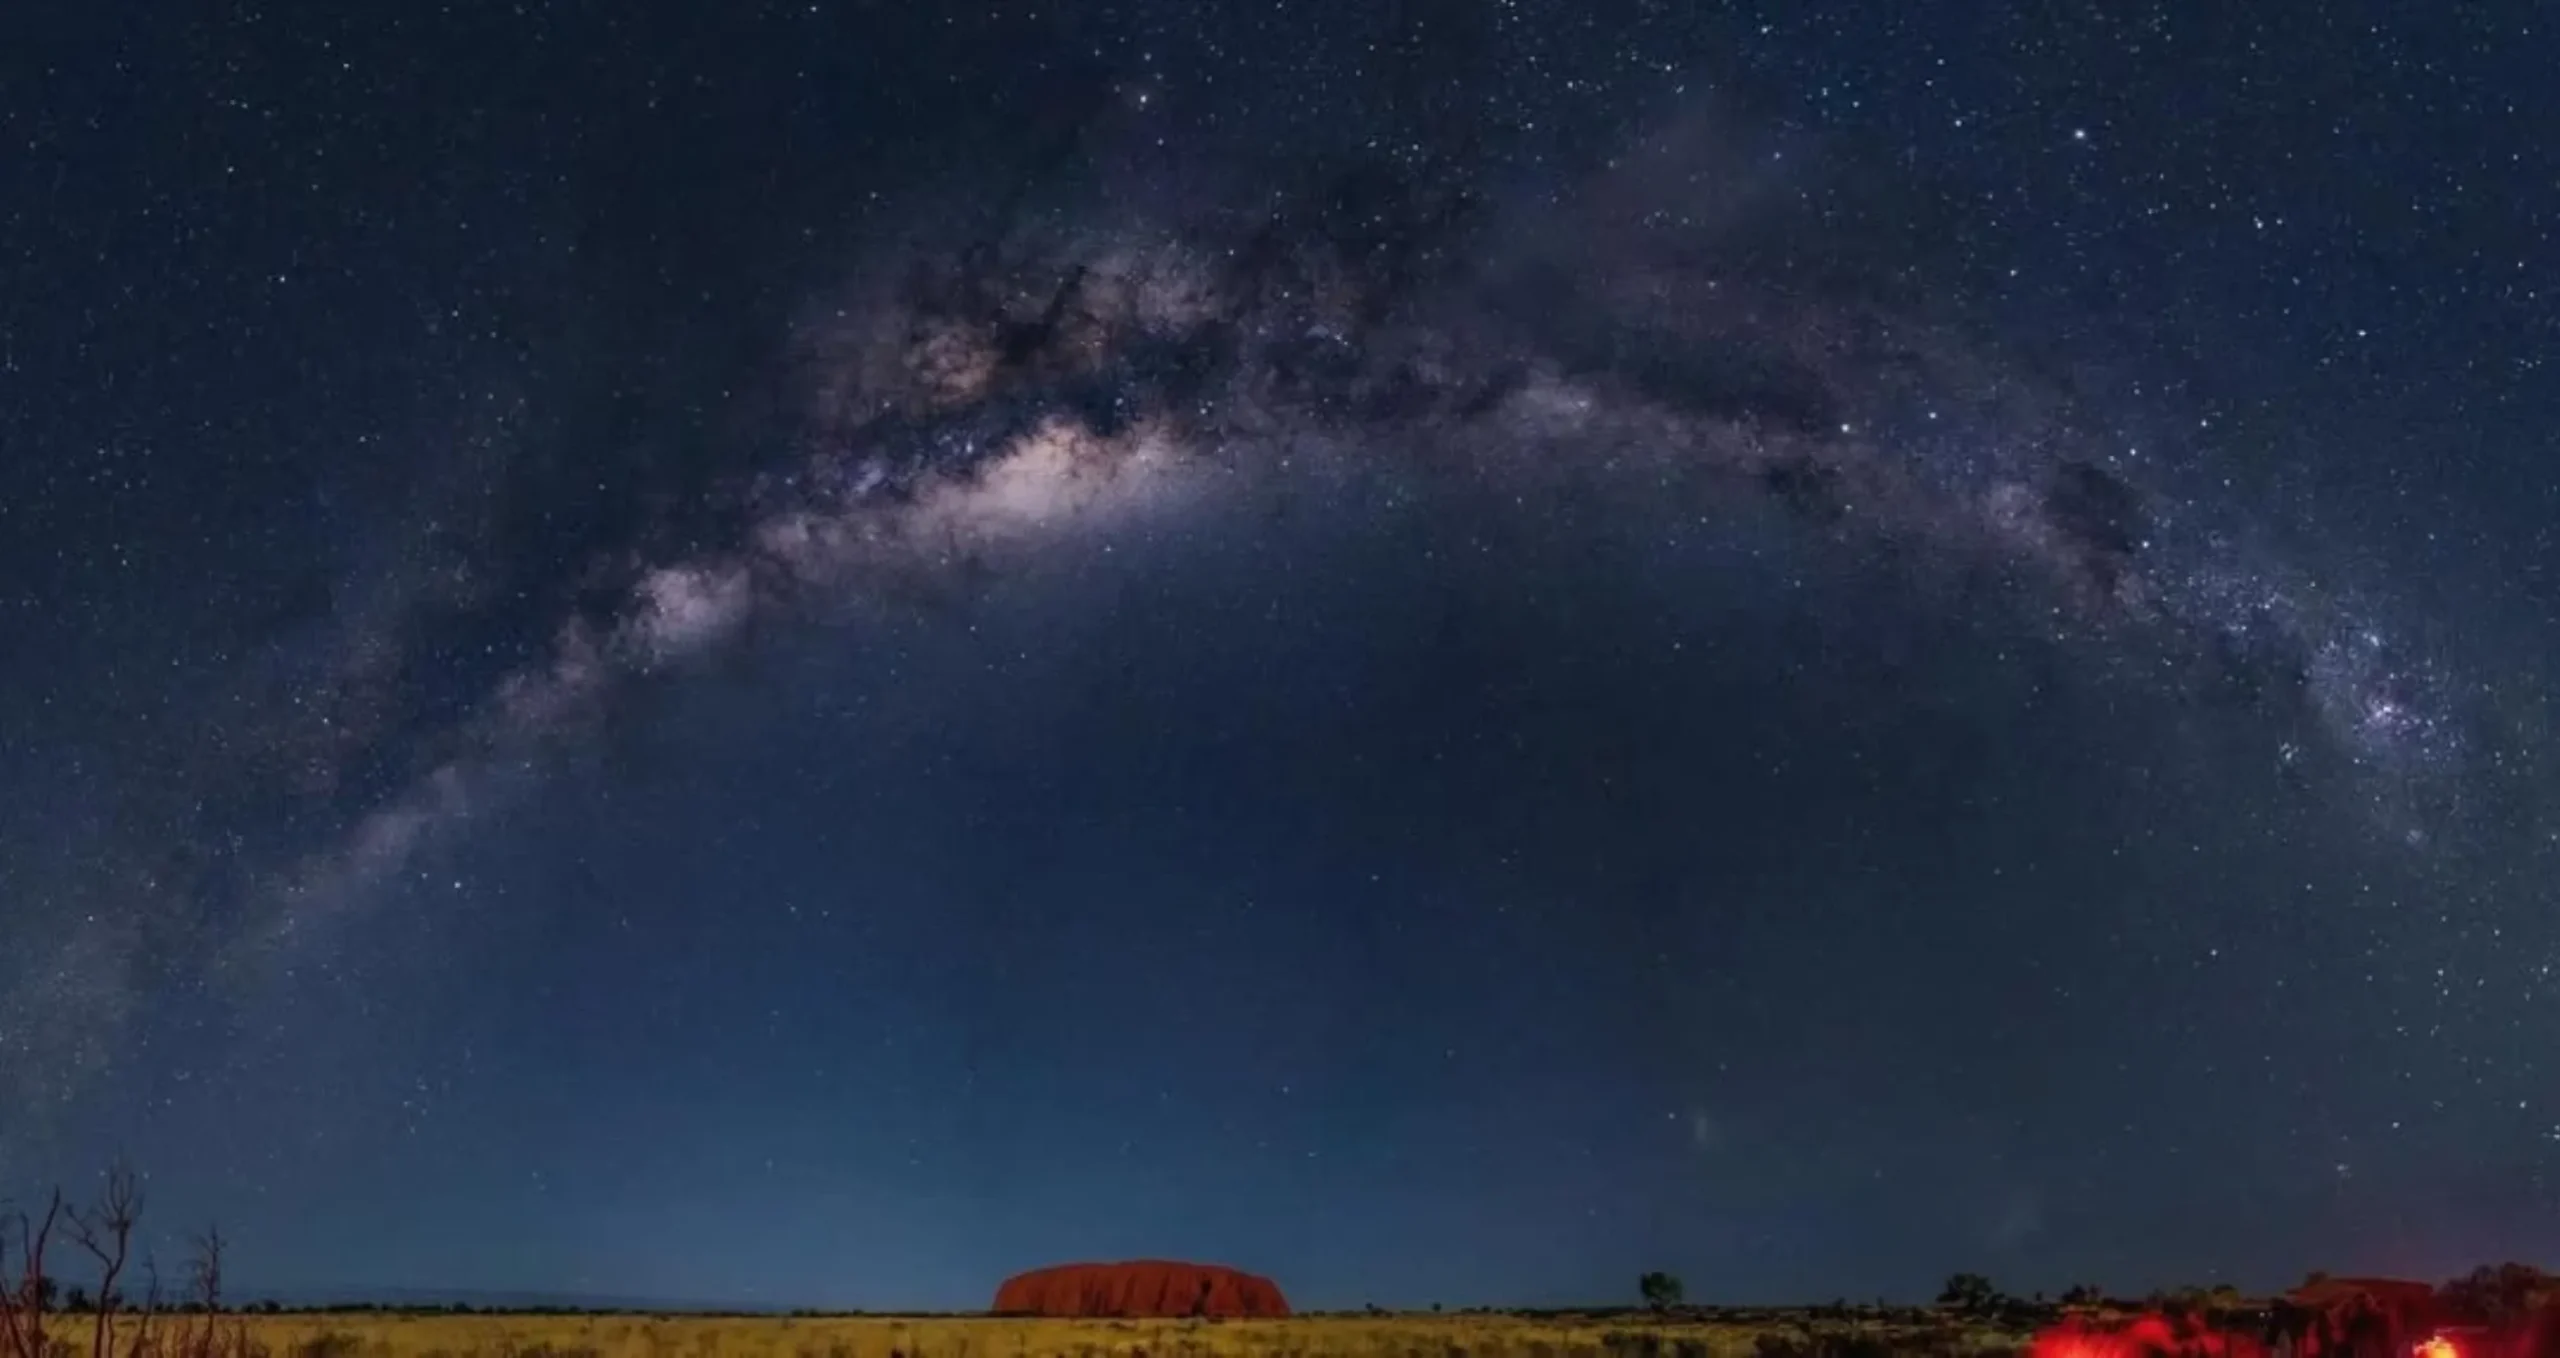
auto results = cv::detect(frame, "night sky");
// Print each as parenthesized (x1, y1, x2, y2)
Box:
(4, 0, 2558, 1315)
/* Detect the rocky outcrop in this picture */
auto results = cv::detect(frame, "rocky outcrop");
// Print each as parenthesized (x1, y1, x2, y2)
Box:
(991, 1260, 1290, 1318)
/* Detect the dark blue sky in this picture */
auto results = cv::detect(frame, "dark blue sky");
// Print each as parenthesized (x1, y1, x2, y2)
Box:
(2, 0, 2555, 1313)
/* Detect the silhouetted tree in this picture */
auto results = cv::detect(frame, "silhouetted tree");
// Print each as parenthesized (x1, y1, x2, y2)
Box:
(1640, 1272, 1686, 1311)
(1939, 1273, 2001, 1313)
(2442, 1264, 2554, 1324)
(3, 1169, 228, 1358)
(67, 1164, 140, 1358)
(2, 1190, 68, 1358)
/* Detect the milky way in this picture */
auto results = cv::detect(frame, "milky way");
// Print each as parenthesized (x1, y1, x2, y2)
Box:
(0, 112, 2496, 1150)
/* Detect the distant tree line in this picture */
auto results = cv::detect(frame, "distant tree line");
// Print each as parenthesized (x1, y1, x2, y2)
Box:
(1912, 1264, 2560, 1323)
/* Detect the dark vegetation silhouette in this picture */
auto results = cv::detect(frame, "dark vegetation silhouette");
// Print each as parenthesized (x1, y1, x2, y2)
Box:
(1938, 1274, 2003, 1315)
(2, 1166, 251, 1358)
(2438, 1263, 2559, 1325)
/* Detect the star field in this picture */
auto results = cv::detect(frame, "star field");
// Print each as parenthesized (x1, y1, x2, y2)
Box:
(1, 0, 2556, 1313)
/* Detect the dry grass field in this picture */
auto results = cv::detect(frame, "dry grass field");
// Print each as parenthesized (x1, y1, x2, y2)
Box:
(61, 1309, 2029, 1358)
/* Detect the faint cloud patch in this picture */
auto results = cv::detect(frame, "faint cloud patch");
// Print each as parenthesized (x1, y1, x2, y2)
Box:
(1987, 1187, 2045, 1248)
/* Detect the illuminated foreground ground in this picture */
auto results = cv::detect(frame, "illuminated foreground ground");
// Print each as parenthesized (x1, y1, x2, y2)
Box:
(101, 1310, 2029, 1358)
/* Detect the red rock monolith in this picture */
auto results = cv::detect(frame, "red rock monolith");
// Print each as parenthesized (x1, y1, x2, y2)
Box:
(991, 1260, 1291, 1318)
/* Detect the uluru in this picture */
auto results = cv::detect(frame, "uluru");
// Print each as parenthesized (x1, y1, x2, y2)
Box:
(991, 1260, 1292, 1318)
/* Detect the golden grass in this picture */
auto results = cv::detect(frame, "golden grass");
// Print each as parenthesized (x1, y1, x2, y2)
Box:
(71, 1310, 2030, 1358)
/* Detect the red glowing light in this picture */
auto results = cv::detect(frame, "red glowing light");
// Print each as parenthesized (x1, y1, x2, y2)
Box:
(2029, 1312, 2268, 1358)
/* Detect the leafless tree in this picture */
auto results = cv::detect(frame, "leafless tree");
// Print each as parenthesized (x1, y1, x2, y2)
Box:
(131, 1256, 161, 1358)
(0, 1189, 66, 1358)
(0, 1170, 240, 1358)
(68, 1165, 141, 1358)
(174, 1226, 231, 1358)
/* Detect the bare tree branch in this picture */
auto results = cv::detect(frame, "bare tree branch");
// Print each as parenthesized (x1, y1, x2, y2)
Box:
(181, 1227, 225, 1358)
(0, 1191, 66, 1358)
(133, 1254, 161, 1358)
(68, 1164, 141, 1358)
(0, 1172, 240, 1358)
